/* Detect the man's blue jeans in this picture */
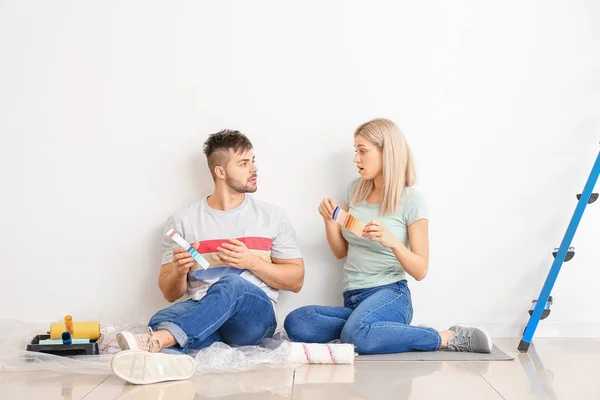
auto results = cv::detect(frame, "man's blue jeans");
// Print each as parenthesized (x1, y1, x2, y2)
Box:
(149, 274, 277, 350)
(284, 280, 442, 354)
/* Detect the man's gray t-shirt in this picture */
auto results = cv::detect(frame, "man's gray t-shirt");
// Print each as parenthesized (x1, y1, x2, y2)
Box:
(161, 195, 302, 304)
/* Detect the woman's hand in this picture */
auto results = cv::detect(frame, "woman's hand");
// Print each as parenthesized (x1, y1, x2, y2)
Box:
(363, 221, 398, 249)
(320, 198, 348, 259)
(318, 198, 337, 222)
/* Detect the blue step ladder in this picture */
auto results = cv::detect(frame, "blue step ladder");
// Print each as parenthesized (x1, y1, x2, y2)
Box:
(518, 148, 600, 353)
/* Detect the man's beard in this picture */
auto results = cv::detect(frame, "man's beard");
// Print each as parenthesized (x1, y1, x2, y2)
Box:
(226, 175, 257, 193)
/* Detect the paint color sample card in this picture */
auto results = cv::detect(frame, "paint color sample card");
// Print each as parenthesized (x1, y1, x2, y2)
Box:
(166, 229, 210, 270)
(332, 207, 366, 236)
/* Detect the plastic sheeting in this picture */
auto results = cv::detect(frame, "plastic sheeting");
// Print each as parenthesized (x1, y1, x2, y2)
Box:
(0, 319, 145, 375)
(0, 320, 302, 375)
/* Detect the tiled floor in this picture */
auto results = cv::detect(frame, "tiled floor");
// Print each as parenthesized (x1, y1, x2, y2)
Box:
(2, 338, 600, 399)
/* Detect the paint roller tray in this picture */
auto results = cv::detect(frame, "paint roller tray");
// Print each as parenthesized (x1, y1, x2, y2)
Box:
(26, 334, 99, 356)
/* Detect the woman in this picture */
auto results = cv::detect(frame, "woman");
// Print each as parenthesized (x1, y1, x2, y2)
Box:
(284, 118, 492, 354)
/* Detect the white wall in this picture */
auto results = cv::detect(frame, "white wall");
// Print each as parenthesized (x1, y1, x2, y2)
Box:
(1, 1, 599, 338)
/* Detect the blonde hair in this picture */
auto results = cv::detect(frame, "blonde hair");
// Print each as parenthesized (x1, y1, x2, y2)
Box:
(351, 118, 416, 216)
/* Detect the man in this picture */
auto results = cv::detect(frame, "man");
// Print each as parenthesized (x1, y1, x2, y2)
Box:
(116, 129, 304, 357)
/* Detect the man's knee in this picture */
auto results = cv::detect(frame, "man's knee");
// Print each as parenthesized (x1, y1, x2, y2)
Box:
(207, 274, 256, 305)
(212, 274, 247, 291)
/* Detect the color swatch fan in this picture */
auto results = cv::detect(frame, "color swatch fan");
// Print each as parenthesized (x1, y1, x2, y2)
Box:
(332, 207, 365, 236)
(166, 229, 210, 270)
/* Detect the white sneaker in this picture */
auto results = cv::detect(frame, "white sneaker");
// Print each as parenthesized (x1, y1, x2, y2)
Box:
(447, 325, 493, 353)
(111, 350, 196, 385)
(116, 328, 161, 352)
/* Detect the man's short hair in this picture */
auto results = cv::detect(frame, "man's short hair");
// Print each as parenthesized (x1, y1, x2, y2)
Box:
(203, 130, 253, 180)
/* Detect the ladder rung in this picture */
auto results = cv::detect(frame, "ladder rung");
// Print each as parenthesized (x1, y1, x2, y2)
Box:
(529, 296, 553, 320)
(552, 247, 575, 262)
(576, 192, 599, 204)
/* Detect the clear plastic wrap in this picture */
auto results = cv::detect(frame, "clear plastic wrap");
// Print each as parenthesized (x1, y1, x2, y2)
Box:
(0, 320, 353, 376)
(193, 339, 296, 374)
(0, 319, 148, 375)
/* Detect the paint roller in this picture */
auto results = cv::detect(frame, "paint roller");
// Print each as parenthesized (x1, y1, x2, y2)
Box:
(288, 343, 355, 365)
(50, 319, 100, 340)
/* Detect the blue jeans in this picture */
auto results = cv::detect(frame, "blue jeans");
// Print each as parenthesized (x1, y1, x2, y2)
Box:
(284, 280, 442, 354)
(148, 274, 277, 350)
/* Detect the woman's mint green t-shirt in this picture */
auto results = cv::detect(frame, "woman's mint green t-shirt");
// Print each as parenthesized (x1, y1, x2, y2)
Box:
(341, 178, 429, 291)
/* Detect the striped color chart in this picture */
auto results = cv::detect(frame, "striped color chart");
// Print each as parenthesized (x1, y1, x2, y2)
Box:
(166, 229, 211, 270)
(332, 206, 366, 236)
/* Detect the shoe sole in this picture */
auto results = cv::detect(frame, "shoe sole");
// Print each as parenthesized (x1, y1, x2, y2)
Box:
(111, 350, 196, 385)
(453, 324, 494, 353)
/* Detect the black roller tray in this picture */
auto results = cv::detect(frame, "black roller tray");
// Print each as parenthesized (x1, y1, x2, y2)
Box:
(27, 334, 99, 356)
